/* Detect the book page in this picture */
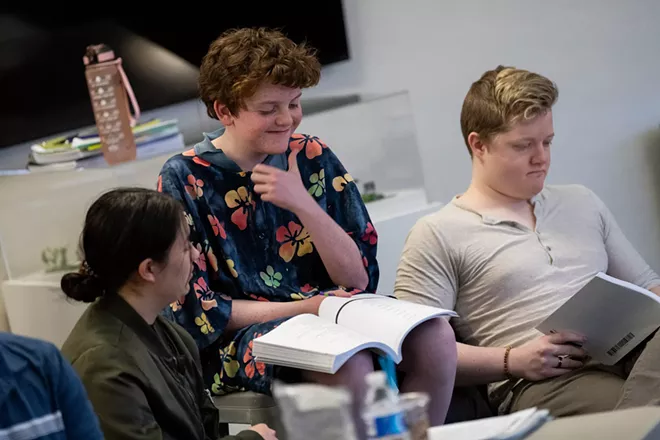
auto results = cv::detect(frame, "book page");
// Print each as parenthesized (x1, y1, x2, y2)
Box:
(536, 272, 660, 365)
(252, 314, 394, 373)
(427, 408, 549, 440)
(318, 294, 457, 362)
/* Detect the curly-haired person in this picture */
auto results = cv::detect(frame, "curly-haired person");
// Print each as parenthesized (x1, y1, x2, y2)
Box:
(157, 27, 457, 435)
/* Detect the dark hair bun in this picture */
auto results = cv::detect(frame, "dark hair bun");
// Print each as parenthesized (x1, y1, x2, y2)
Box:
(61, 272, 104, 303)
(65, 188, 184, 301)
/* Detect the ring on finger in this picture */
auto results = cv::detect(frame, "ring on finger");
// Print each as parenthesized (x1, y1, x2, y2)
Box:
(556, 354, 568, 368)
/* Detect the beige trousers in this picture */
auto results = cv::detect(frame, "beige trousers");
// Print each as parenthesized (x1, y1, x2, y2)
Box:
(509, 331, 660, 417)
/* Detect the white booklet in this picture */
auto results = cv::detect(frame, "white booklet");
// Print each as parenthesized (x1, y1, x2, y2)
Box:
(427, 407, 551, 440)
(252, 294, 457, 374)
(536, 272, 660, 365)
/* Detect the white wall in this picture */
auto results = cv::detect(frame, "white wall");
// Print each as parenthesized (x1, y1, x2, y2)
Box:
(3, 0, 659, 275)
(306, 0, 660, 269)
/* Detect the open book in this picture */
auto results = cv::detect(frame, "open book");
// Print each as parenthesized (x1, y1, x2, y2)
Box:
(536, 272, 660, 365)
(252, 294, 457, 374)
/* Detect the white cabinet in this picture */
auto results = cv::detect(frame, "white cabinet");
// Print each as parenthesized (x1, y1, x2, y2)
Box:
(1, 270, 88, 347)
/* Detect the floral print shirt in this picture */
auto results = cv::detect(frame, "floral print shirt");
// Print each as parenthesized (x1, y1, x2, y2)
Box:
(157, 129, 380, 352)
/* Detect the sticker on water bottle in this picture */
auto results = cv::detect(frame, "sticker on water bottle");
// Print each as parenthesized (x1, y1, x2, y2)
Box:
(374, 411, 408, 437)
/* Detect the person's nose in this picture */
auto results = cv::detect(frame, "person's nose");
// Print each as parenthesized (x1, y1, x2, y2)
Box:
(275, 109, 293, 127)
(531, 143, 549, 165)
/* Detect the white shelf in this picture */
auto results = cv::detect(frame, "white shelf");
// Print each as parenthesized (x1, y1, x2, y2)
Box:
(2, 270, 88, 347)
(366, 188, 432, 223)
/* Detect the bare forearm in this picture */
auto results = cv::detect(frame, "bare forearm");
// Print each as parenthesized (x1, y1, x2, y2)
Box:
(226, 299, 313, 331)
(650, 286, 660, 296)
(295, 200, 368, 289)
(455, 343, 507, 386)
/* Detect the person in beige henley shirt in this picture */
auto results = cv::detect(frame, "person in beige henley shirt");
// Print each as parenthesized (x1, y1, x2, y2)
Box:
(395, 65, 660, 416)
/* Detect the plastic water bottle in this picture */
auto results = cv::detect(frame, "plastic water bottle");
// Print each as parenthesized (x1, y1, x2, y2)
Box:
(362, 371, 410, 440)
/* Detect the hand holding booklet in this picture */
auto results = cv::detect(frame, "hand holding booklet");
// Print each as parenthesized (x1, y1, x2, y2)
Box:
(536, 272, 660, 365)
(252, 294, 457, 374)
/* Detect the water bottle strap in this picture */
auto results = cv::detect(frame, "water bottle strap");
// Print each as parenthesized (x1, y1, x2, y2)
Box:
(377, 356, 399, 393)
(116, 58, 141, 127)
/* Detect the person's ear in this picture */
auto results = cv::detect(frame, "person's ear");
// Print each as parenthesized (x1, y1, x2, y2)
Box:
(468, 132, 488, 160)
(137, 258, 158, 284)
(213, 101, 235, 126)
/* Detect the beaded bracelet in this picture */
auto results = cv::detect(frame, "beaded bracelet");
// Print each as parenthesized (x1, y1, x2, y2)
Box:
(504, 345, 514, 380)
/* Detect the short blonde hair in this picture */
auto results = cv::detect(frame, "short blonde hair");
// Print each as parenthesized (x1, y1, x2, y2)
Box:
(460, 65, 558, 156)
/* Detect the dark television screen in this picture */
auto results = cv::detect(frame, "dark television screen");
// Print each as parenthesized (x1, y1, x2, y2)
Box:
(0, 3, 350, 148)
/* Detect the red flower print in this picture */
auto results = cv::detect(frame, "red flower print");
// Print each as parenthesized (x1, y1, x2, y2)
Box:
(290, 134, 327, 160)
(182, 150, 210, 167)
(275, 221, 314, 262)
(193, 157, 211, 167)
(361, 222, 378, 245)
(244, 337, 266, 379)
(207, 215, 227, 239)
(194, 244, 206, 271)
(248, 293, 271, 302)
(224, 186, 255, 231)
(185, 174, 204, 199)
(194, 277, 218, 311)
(363, 256, 369, 267)
(344, 288, 363, 295)
(300, 284, 316, 293)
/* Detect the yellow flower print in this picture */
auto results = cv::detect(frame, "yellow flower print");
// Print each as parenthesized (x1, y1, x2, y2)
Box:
(212, 373, 226, 395)
(332, 173, 354, 192)
(224, 186, 255, 230)
(194, 313, 214, 335)
(169, 295, 185, 312)
(220, 342, 240, 379)
(183, 212, 193, 226)
(226, 259, 238, 278)
(275, 221, 314, 263)
(291, 291, 318, 300)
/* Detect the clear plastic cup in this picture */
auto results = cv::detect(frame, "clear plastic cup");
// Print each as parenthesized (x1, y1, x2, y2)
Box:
(272, 381, 359, 440)
(399, 392, 430, 440)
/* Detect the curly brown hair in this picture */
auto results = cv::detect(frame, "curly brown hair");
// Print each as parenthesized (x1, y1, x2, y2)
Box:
(199, 27, 322, 118)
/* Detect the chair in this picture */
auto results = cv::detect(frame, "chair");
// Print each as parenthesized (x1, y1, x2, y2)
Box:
(213, 392, 284, 437)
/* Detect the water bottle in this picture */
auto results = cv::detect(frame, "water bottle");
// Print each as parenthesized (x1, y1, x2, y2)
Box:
(362, 371, 410, 440)
(83, 44, 140, 165)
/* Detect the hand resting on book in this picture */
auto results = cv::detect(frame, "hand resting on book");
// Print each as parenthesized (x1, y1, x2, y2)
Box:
(227, 290, 356, 331)
(509, 331, 588, 381)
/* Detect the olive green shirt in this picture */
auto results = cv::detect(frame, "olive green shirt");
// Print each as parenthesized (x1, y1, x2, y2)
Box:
(61, 295, 262, 440)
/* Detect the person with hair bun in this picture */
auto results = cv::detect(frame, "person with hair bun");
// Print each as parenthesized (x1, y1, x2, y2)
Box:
(60, 187, 277, 440)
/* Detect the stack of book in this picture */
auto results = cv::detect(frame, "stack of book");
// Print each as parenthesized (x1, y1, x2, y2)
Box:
(27, 119, 184, 172)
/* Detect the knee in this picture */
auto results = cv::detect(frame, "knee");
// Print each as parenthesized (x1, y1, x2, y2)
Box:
(415, 318, 457, 350)
(405, 318, 457, 373)
(337, 350, 374, 380)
